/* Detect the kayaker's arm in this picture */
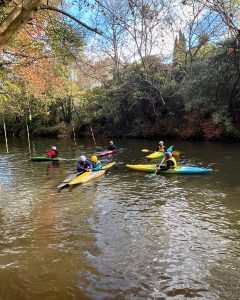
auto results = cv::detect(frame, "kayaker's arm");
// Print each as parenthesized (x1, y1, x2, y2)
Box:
(85, 161, 93, 171)
(76, 161, 85, 172)
(92, 161, 102, 171)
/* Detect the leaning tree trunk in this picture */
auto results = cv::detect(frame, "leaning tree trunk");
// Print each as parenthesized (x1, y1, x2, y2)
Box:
(0, 0, 44, 47)
(0, 0, 102, 47)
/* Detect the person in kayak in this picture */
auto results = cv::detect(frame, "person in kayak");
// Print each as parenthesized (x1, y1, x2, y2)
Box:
(107, 141, 116, 151)
(156, 141, 166, 152)
(77, 155, 92, 172)
(46, 146, 58, 158)
(91, 155, 102, 171)
(157, 152, 177, 172)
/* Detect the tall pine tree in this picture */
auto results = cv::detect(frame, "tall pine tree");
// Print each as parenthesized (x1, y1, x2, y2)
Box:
(173, 30, 187, 66)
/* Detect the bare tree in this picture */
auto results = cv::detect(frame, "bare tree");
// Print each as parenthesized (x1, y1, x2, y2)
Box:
(175, 0, 225, 63)
(183, 0, 240, 36)
(92, 0, 129, 73)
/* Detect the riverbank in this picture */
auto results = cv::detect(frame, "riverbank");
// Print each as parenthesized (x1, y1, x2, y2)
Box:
(2, 116, 240, 142)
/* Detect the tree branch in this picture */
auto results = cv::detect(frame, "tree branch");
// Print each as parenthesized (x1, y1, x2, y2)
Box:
(40, 4, 103, 35)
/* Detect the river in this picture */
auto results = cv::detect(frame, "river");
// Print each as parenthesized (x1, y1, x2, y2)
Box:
(0, 137, 239, 300)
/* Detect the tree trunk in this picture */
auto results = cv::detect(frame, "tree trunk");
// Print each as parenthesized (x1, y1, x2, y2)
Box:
(0, 0, 44, 47)
(0, 0, 102, 47)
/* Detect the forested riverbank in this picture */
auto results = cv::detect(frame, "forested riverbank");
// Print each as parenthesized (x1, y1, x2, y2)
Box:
(1, 1, 240, 141)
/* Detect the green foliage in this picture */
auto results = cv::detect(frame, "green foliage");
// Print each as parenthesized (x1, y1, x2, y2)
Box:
(1, 21, 240, 141)
(73, 59, 182, 136)
(0, 71, 21, 113)
(71, 36, 240, 140)
(33, 121, 70, 137)
(173, 30, 187, 66)
(181, 38, 240, 119)
(45, 19, 84, 63)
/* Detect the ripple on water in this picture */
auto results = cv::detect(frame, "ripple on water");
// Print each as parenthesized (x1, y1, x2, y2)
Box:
(0, 139, 240, 299)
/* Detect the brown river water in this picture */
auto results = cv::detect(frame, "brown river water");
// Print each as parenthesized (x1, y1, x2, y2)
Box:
(0, 137, 239, 300)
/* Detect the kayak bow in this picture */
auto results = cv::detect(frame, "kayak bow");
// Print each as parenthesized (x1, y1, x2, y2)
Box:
(58, 162, 116, 188)
(146, 145, 173, 159)
(98, 150, 117, 157)
(69, 162, 115, 185)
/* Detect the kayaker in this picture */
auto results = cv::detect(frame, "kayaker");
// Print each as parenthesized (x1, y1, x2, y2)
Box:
(157, 152, 177, 172)
(46, 146, 58, 158)
(156, 141, 166, 152)
(107, 141, 116, 151)
(91, 155, 102, 171)
(76, 155, 92, 172)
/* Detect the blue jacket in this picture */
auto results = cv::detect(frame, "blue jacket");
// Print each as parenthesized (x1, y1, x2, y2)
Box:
(77, 160, 92, 172)
(92, 161, 102, 171)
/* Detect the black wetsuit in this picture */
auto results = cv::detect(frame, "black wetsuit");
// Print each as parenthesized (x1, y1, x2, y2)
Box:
(158, 160, 175, 171)
(107, 145, 116, 151)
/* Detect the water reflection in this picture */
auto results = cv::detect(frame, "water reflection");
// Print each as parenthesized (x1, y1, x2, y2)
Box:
(0, 137, 239, 299)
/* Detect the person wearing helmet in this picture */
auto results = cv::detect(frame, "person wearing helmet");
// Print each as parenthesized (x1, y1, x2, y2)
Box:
(156, 141, 166, 152)
(90, 155, 102, 171)
(76, 155, 92, 172)
(107, 140, 116, 151)
(157, 152, 177, 172)
(46, 146, 58, 158)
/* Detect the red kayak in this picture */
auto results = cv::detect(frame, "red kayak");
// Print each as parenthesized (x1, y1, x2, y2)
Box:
(98, 149, 117, 157)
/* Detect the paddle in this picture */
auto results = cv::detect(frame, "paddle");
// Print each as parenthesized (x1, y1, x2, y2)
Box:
(141, 149, 154, 153)
(57, 171, 84, 189)
(172, 151, 180, 157)
(147, 156, 165, 178)
(142, 149, 180, 157)
(155, 157, 166, 175)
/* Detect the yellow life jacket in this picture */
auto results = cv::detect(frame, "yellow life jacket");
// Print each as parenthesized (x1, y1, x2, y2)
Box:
(166, 156, 177, 168)
(158, 145, 166, 152)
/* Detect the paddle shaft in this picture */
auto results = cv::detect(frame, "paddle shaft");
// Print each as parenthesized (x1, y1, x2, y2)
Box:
(154, 157, 165, 174)
(142, 149, 180, 157)
(141, 149, 154, 153)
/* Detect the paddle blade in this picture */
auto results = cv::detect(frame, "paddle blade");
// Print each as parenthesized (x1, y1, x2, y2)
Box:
(172, 151, 180, 157)
(141, 149, 151, 152)
(146, 173, 158, 178)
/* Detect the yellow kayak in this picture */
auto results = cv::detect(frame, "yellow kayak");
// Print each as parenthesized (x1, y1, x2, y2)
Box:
(146, 145, 173, 159)
(146, 152, 165, 159)
(68, 162, 115, 186)
(126, 164, 213, 174)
